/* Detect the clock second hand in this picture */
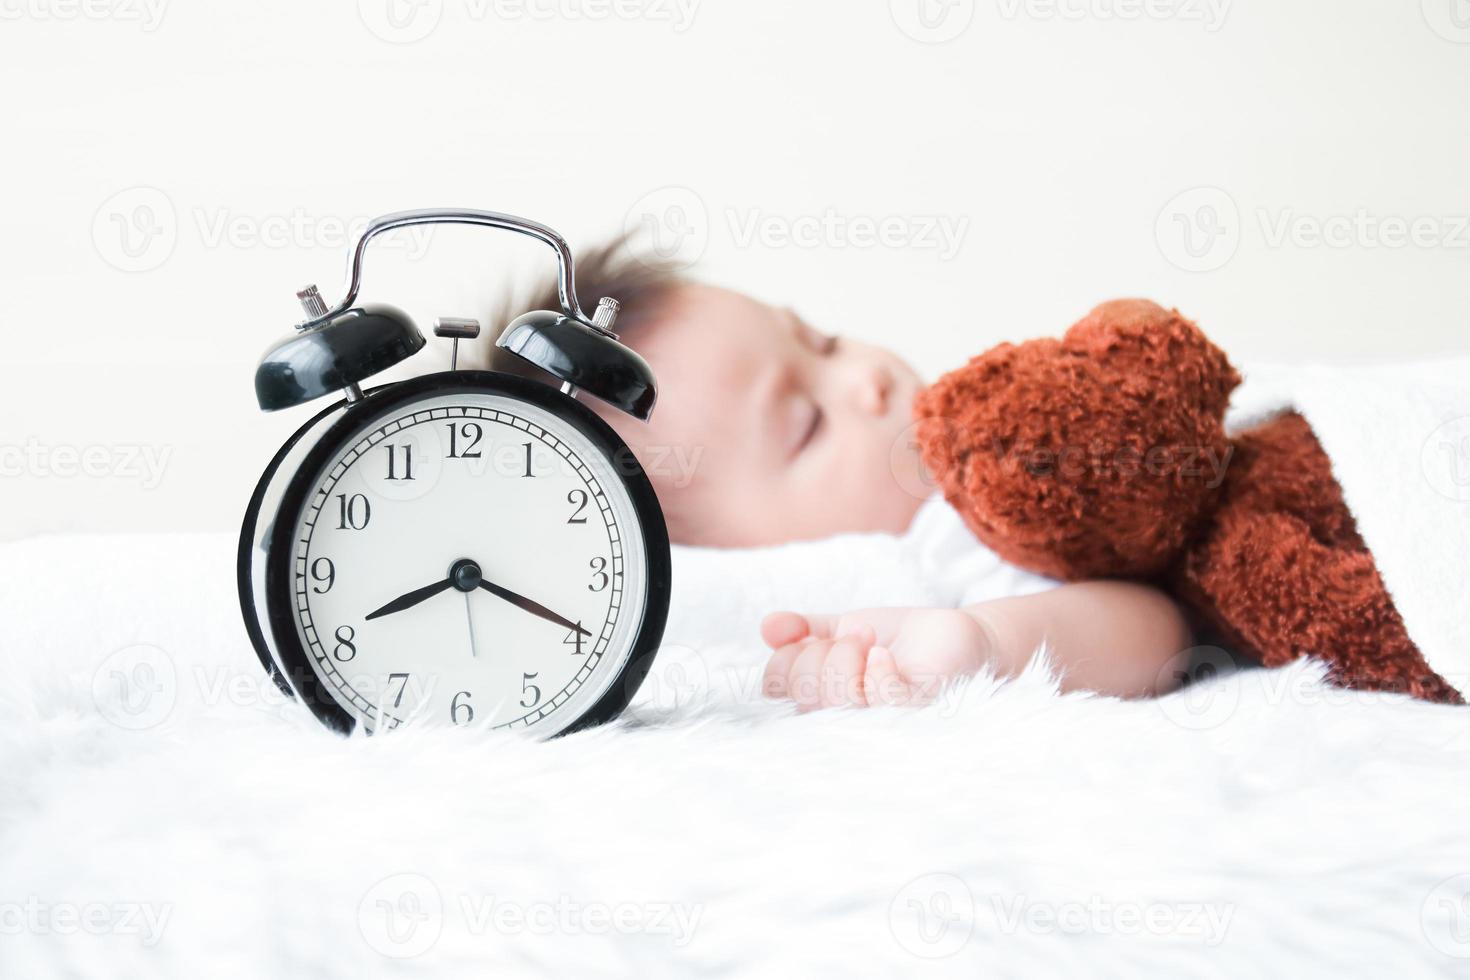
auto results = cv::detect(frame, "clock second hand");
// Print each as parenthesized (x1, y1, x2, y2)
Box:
(463, 592, 480, 659)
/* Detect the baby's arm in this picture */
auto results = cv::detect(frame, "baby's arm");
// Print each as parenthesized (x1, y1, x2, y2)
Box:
(761, 582, 1192, 709)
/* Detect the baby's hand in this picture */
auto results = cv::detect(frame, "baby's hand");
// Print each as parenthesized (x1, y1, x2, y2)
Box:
(760, 607, 993, 711)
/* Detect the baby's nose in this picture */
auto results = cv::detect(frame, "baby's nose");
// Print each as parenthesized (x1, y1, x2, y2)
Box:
(857, 364, 892, 416)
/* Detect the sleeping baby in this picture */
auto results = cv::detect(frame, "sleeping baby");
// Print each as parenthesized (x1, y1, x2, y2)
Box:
(485, 240, 1193, 710)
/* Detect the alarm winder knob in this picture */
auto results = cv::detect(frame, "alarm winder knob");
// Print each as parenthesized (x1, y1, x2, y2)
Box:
(591, 297, 620, 335)
(296, 284, 329, 320)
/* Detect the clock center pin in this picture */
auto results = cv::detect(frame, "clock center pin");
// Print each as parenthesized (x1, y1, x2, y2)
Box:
(450, 559, 482, 593)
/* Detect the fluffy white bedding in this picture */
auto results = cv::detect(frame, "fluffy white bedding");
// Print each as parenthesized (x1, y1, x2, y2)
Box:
(3, 359, 1469, 978)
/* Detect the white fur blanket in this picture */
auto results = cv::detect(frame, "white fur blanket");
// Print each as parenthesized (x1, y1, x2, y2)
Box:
(2, 359, 1469, 978)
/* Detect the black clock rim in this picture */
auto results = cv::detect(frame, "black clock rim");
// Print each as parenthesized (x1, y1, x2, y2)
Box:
(255, 370, 672, 737)
(238, 397, 350, 702)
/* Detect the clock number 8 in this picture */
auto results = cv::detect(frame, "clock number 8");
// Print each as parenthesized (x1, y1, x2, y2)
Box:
(332, 625, 357, 662)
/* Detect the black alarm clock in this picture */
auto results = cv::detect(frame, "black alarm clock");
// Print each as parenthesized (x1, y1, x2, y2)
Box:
(238, 208, 671, 737)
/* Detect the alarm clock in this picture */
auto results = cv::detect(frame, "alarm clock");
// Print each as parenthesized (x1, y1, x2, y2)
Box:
(237, 208, 671, 737)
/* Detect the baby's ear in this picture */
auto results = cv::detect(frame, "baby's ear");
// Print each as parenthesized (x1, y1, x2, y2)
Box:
(1064, 299, 1241, 420)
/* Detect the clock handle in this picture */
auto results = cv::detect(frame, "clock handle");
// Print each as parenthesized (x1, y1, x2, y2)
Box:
(295, 208, 590, 331)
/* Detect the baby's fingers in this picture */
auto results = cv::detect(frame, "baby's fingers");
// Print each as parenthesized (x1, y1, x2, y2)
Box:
(761, 612, 851, 649)
(820, 635, 872, 709)
(762, 641, 806, 699)
(863, 646, 914, 707)
(760, 611, 814, 649)
(786, 639, 833, 712)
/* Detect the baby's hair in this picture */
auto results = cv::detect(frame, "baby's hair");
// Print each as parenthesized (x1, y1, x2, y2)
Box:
(483, 233, 688, 378)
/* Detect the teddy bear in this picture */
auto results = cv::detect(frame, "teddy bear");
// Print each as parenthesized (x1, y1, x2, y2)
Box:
(913, 299, 1461, 703)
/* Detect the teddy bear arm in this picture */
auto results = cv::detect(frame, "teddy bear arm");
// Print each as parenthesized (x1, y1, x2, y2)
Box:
(1179, 508, 1462, 703)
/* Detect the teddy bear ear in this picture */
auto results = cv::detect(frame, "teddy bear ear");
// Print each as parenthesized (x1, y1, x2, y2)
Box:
(1065, 300, 1241, 419)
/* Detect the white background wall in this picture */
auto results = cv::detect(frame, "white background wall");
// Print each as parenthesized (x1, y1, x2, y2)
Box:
(2, 0, 1467, 539)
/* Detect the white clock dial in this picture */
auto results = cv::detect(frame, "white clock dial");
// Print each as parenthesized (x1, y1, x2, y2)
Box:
(286, 391, 648, 735)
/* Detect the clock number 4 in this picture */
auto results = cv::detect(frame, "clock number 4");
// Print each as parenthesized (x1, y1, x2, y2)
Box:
(563, 623, 586, 656)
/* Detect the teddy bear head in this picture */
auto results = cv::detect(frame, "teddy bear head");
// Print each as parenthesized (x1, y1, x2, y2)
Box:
(913, 299, 1242, 580)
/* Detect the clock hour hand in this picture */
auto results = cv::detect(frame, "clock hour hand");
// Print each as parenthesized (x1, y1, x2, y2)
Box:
(478, 579, 591, 637)
(365, 577, 453, 621)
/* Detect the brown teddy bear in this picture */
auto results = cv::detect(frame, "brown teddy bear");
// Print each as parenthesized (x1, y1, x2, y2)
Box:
(913, 299, 1461, 703)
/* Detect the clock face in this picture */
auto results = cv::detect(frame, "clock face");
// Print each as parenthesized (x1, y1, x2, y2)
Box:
(280, 388, 652, 735)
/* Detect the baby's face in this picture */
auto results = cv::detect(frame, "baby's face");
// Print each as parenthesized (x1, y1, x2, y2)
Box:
(600, 285, 926, 547)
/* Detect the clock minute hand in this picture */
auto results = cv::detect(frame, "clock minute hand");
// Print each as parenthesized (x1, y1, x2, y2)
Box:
(478, 579, 591, 637)
(365, 578, 453, 621)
